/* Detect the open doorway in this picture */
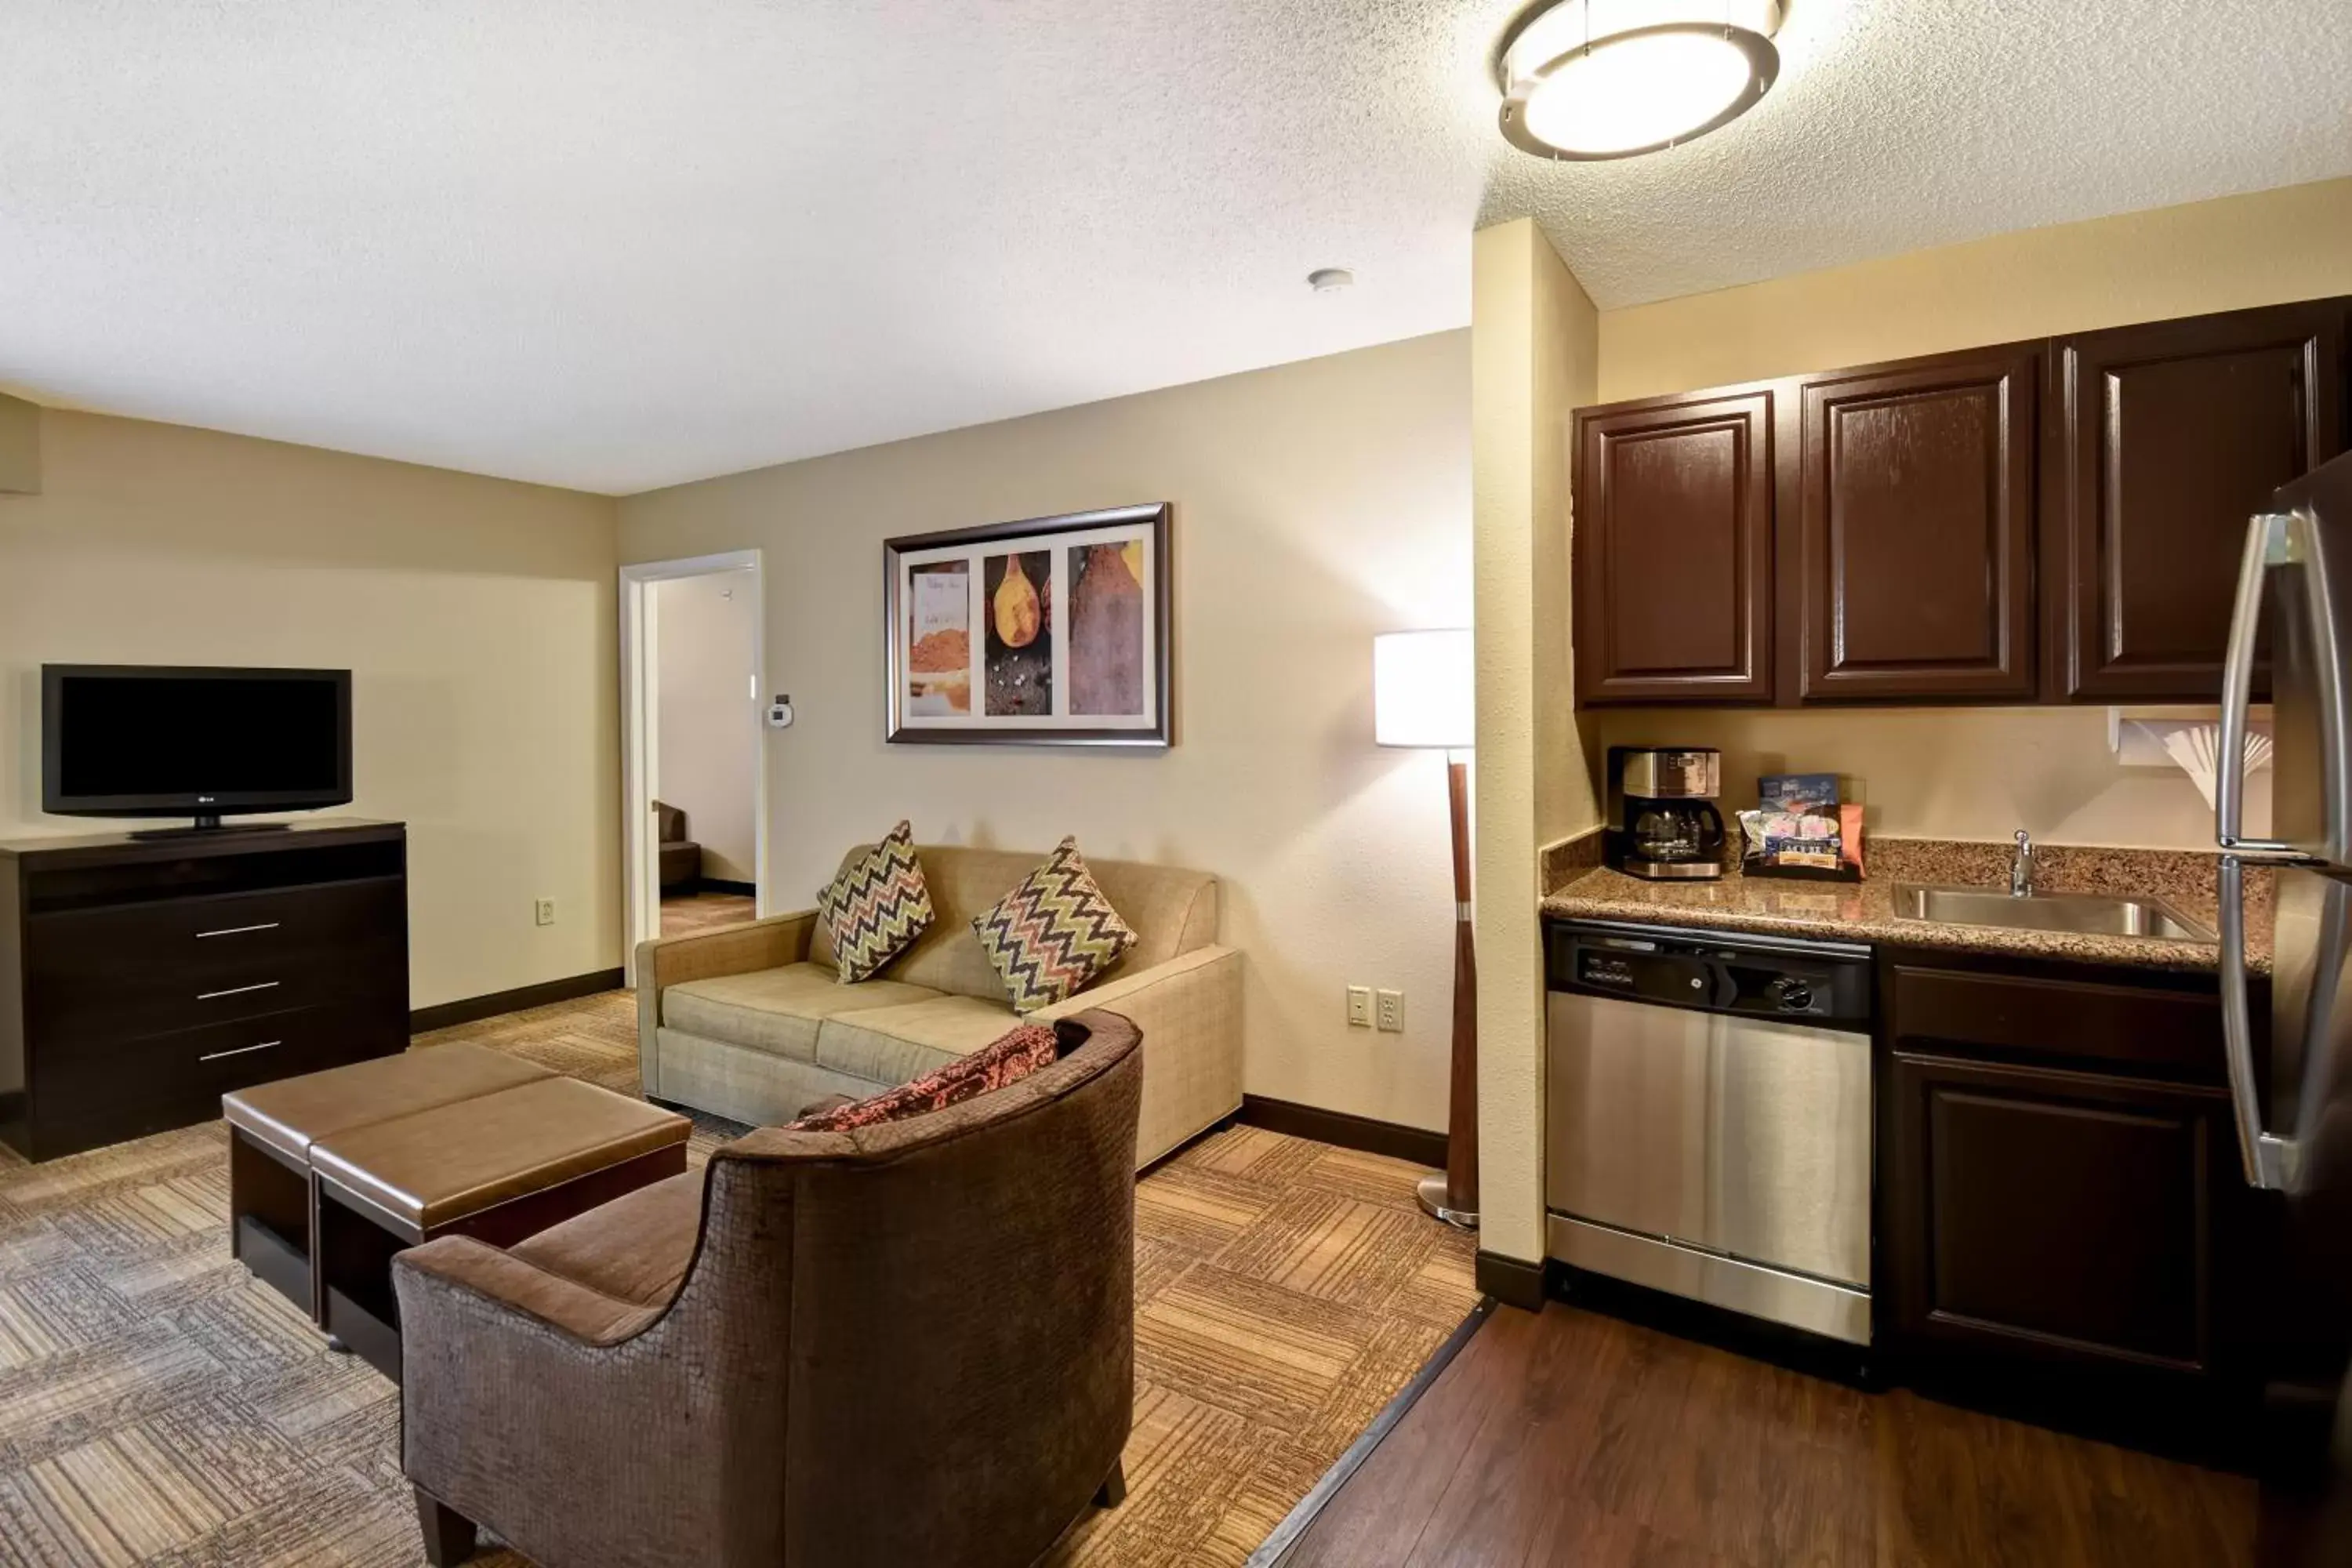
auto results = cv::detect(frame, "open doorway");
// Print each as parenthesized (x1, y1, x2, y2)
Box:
(619, 551, 768, 980)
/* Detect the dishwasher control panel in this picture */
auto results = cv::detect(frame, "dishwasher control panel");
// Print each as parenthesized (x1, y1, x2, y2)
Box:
(1549, 920, 1873, 1029)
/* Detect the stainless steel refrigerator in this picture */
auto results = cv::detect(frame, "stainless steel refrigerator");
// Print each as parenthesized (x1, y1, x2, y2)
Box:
(2217, 448, 2352, 1564)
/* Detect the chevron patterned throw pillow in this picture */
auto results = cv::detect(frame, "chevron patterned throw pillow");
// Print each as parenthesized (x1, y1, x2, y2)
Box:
(972, 837, 1138, 1014)
(817, 820, 935, 983)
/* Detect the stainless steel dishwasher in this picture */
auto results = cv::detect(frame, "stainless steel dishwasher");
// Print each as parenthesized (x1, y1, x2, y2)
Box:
(1545, 919, 1874, 1345)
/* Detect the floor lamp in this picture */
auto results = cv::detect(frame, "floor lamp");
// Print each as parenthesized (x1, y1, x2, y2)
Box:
(1374, 630, 1478, 1230)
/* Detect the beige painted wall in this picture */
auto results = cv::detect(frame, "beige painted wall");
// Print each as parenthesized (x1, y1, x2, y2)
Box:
(0, 409, 622, 1010)
(1591, 706, 2270, 845)
(1600, 177, 2352, 404)
(1473, 220, 1602, 1268)
(1583, 176, 2352, 851)
(654, 571, 759, 884)
(619, 332, 1473, 1132)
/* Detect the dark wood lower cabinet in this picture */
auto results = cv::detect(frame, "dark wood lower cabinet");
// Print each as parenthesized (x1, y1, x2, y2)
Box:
(1884, 1051, 2237, 1374)
(1876, 949, 2274, 1452)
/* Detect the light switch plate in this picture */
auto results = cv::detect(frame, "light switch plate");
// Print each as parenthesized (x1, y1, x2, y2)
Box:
(1345, 985, 1373, 1027)
(1375, 989, 1405, 1033)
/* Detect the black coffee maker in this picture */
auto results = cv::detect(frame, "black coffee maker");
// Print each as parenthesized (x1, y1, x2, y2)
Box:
(1605, 747, 1726, 880)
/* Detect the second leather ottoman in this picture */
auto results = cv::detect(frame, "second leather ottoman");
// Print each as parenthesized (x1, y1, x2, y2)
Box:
(308, 1076, 691, 1381)
(223, 1043, 557, 1324)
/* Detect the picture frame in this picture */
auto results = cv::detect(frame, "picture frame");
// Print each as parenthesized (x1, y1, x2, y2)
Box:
(884, 502, 1172, 748)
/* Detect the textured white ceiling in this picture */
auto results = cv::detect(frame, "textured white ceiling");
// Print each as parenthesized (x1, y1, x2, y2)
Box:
(3, 1, 2347, 494)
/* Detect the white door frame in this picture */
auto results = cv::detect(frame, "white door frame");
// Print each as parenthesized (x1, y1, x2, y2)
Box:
(619, 550, 768, 985)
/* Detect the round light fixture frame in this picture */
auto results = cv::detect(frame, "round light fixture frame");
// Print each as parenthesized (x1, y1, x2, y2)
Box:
(1497, 16, 1780, 162)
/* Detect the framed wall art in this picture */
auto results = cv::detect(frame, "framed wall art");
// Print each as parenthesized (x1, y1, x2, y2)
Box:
(884, 502, 1172, 748)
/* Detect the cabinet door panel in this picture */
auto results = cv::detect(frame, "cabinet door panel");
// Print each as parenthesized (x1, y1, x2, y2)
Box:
(1886, 1051, 2231, 1374)
(1573, 391, 1773, 704)
(2047, 300, 2347, 699)
(1796, 350, 2038, 701)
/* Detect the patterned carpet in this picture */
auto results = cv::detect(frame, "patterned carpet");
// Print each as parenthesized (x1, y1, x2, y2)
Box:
(0, 991, 1478, 1566)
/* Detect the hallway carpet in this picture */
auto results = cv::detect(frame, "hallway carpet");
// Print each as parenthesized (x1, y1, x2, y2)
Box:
(0, 991, 1476, 1566)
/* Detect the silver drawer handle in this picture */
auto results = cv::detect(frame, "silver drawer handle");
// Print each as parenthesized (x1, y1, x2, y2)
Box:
(199, 1040, 281, 1063)
(197, 922, 281, 939)
(197, 981, 281, 1001)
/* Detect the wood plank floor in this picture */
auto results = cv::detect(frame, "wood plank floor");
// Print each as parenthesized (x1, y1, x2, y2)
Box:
(659, 889, 755, 936)
(1279, 1301, 2257, 1568)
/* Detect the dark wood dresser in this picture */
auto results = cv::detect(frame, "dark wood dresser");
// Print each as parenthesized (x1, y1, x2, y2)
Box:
(0, 819, 408, 1162)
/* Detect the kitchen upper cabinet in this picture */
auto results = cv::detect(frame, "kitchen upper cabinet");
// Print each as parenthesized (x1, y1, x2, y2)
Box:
(1572, 389, 1775, 705)
(2045, 299, 2349, 700)
(1792, 347, 2040, 702)
(1565, 294, 2352, 708)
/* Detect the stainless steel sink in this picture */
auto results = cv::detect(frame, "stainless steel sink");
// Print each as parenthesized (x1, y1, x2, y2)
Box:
(1891, 884, 2217, 943)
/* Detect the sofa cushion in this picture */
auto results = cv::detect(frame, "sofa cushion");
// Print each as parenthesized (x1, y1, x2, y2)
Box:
(972, 838, 1138, 1014)
(663, 963, 942, 1062)
(815, 819, 935, 983)
(510, 1168, 706, 1308)
(814, 993, 1025, 1084)
(789, 1025, 1062, 1133)
(811, 844, 1218, 1000)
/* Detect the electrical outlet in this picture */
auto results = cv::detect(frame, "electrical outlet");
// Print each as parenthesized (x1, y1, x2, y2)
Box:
(1345, 985, 1373, 1027)
(1376, 989, 1405, 1033)
(534, 897, 557, 927)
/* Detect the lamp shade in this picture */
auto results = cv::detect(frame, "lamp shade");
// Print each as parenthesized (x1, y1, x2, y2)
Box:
(1374, 629, 1474, 750)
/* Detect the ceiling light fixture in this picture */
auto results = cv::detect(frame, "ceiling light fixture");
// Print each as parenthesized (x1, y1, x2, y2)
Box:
(1497, 0, 1781, 161)
(1308, 267, 1356, 292)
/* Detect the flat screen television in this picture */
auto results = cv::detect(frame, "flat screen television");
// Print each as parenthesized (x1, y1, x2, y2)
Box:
(42, 665, 353, 830)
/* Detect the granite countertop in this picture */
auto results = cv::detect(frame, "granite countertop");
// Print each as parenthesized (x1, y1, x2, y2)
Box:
(1541, 837, 2272, 976)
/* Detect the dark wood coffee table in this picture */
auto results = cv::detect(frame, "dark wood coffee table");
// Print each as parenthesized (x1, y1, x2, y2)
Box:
(307, 1076, 690, 1381)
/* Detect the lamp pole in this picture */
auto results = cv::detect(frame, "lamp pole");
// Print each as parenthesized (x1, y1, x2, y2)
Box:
(1419, 750, 1478, 1228)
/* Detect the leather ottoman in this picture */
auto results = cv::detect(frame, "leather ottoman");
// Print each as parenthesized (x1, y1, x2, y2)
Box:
(308, 1076, 691, 1381)
(224, 1044, 557, 1324)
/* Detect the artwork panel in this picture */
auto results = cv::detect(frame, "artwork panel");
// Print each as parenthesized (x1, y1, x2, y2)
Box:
(983, 550, 1054, 717)
(904, 558, 972, 717)
(1069, 541, 1149, 716)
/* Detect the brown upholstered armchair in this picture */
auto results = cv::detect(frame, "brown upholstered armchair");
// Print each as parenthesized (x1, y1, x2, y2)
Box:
(393, 1011, 1142, 1568)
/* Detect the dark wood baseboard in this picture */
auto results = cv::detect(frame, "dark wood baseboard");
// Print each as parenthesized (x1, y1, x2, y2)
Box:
(410, 968, 625, 1034)
(695, 878, 756, 897)
(1475, 1249, 1548, 1312)
(1238, 1095, 1446, 1170)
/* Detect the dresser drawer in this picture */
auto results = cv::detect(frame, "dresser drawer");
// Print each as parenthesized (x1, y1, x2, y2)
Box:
(35, 1003, 407, 1157)
(24, 877, 406, 1044)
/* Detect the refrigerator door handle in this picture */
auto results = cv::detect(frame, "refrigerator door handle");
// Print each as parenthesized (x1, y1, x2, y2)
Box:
(2219, 855, 2293, 1190)
(2219, 511, 2299, 856)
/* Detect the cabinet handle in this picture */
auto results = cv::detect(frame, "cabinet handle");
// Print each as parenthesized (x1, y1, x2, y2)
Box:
(199, 1040, 281, 1063)
(197, 980, 281, 1001)
(197, 922, 281, 939)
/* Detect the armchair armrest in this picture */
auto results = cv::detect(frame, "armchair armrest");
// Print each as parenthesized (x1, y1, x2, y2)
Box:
(393, 1236, 736, 1560)
(636, 909, 819, 1098)
(1036, 945, 1242, 1165)
(394, 1236, 660, 1347)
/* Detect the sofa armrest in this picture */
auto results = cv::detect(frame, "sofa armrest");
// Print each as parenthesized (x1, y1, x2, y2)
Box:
(636, 909, 819, 1098)
(1036, 945, 1243, 1166)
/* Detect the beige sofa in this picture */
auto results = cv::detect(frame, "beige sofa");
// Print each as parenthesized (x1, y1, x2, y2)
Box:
(635, 844, 1243, 1167)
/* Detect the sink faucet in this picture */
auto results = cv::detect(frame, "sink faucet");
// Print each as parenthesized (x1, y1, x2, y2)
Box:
(2010, 829, 2035, 897)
